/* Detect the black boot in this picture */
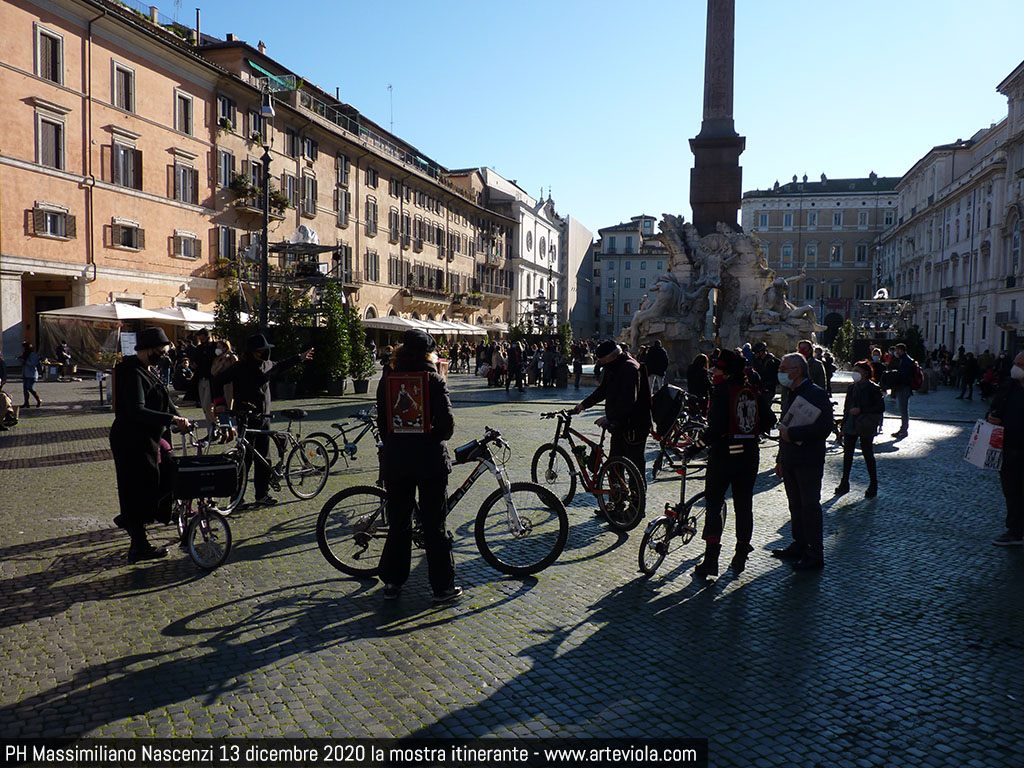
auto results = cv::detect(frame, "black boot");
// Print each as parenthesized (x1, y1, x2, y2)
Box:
(731, 543, 754, 575)
(865, 481, 878, 498)
(694, 543, 721, 580)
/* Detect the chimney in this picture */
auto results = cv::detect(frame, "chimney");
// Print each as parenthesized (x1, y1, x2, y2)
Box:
(226, 33, 237, 42)
(149, 6, 158, 22)
(258, 40, 266, 54)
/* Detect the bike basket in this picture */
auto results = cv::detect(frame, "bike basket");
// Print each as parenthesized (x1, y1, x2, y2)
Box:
(453, 440, 481, 465)
(172, 455, 239, 500)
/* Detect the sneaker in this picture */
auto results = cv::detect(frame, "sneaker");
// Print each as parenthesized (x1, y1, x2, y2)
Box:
(432, 586, 463, 604)
(992, 532, 1024, 547)
(127, 543, 168, 564)
(255, 495, 278, 507)
(382, 584, 401, 600)
(891, 430, 908, 439)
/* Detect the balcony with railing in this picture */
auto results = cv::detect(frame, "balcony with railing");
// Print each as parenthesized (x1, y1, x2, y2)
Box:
(480, 283, 512, 297)
(996, 311, 1020, 328)
(939, 286, 956, 299)
(451, 292, 484, 309)
(233, 195, 286, 220)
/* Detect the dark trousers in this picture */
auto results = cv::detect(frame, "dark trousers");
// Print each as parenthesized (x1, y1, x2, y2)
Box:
(244, 416, 273, 498)
(610, 430, 647, 478)
(1000, 448, 1024, 538)
(780, 459, 825, 562)
(702, 446, 758, 550)
(379, 474, 455, 593)
(959, 378, 974, 399)
(841, 433, 877, 486)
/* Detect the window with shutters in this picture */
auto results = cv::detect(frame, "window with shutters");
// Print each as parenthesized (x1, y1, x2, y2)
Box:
(111, 219, 144, 250)
(366, 167, 378, 189)
(388, 177, 399, 197)
(37, 115, 64, 170)
(217, 96, 236, 130)
(388, 208, 400, 242)
(365, 249, 380, 282)
(334, 187, 351, 228)
(302, 137, 318, 161)
(336, 154, 349, 186)
(31, 205, 75, 239)
(832, 211, 843, 229)
(365, 197, 378, 236)
(173, 231, 200, 259)
(36, 27, 63, 85)
(247, 110, 265, 142)
(248, 159, 263, 189)
(282, 173, 299, 208)
(173, 163, 199, 204)
(112, 143, 142, 190)
(217, 149, 234, 188)
(830, 243, 843, 264)
(401, 212, 410, 246)
(302, 175, 317, 217)
(856, 244, 869, 263)
(218, 226, 237, 259)
(285, 128, 300, 158)
(112, 63, 135, 112)
(175, 90, 193, 134)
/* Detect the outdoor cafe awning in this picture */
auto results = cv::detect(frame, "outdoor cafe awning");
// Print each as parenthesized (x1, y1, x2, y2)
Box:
(361, 316, 485, 336)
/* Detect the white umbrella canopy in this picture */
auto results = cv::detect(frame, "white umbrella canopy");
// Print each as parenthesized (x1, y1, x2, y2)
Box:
(363, 316, 418, 331)
(150, 306, 215, 330)
(38, 302, 167, 322)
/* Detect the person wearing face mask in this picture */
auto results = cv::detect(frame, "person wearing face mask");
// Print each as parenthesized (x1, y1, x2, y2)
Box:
(771, 352, 834, 571)
(213, 333, 313, 507)
(835, 360, 884, 498)
(987, 352, 1024, 546)
(684, 349, 772, 578)
(110, 327, 190, 563)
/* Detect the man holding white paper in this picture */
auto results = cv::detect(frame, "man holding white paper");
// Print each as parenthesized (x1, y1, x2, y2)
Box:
(987, 351, 1024, 546)
(772, 352, 834, 571)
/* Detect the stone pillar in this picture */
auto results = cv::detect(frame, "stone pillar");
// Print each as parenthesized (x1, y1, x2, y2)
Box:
(0, 268, 24, 363)
(689, 0, 746, 237)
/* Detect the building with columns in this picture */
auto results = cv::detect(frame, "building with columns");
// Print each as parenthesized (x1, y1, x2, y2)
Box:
(741, 175, 899, 341)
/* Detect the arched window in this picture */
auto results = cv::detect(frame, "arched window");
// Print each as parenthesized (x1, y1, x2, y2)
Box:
(365, 306, 377, 319)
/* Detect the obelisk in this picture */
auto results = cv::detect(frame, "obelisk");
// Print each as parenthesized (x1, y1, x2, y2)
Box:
(689, 0, 745, 236)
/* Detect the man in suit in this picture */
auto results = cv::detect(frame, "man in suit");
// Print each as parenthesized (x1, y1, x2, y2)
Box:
(772, 352, 834, 571)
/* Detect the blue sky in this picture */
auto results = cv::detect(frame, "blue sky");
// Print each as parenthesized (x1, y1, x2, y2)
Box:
(185, 0, 1024, 235)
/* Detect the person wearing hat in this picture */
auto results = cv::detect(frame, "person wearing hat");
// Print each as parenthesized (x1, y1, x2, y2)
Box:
(685, 348, 770, 578)
(375, 328, 461, 603)
(213, 333, 313, 507)
(751, 341, 780, 399)
(110, 326, 190, 563)
(572, 339, 651, 477)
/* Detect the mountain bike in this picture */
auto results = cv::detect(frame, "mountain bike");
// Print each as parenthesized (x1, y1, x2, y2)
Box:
(307, 406, 381, 469)
(531, 410, 646, 532)
(171, 424, 237, 570)
(637, 458, 727, 576)
(214, 408, 330, 511)
(651, 398, 709, 480)
(316, 426, 568, 577)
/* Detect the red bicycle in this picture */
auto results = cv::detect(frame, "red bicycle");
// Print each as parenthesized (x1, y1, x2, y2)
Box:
(531, 410, 647, 532)
(650, 396, 709, 480)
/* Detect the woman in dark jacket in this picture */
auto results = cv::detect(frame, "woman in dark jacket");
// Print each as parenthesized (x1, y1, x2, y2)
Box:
(686, 354, 712, 416)
(110, 327, 189, 562)
(375, 328, 461, 603)
(835, 359, 885, 498)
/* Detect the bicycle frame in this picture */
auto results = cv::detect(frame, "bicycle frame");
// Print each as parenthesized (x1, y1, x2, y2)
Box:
(548, 412, 606, 492)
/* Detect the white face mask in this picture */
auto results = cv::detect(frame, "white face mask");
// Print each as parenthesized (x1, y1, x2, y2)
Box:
(215, 348, 224, 356)
(1012, 365, 1024, 381)
(851, 371, 862, 383)
(778, 371, 794, 389)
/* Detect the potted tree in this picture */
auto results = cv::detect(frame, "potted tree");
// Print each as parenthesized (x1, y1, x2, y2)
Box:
(318, 281, 349, 396)
(270, 288, 307, 400)
(347, 305, 375, 394)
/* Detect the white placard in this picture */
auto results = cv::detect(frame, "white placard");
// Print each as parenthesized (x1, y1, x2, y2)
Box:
(964, 418, 1004, 471)
(120, 332, 137, 356)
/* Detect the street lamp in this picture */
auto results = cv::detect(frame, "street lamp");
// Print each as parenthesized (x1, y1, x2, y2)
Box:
(609, 277, 617, 339)
(258, 90, 276, 332)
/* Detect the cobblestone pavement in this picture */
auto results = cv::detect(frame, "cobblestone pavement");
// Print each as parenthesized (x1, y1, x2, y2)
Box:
(0, 374, 1022, 767)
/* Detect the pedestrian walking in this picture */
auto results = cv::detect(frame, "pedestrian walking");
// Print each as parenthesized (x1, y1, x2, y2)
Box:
(109, 327, 190, 563)
(376, 329, 461, 603)
(686, 354, 712, 416)
(572, 343, 584, 390)
(987, 351, 1024, 546)
(771, 352, 834, 571)
(834, 360, 884, 499)
(956, 352, 979, 400)
(645, 339, 669, 393)
(18, 342, 42, 408)
(890, 343, 916, 439)
(751, 341, 780, 399)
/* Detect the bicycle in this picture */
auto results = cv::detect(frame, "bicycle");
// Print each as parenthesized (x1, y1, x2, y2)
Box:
(650, 396, 709, 480)
(171, 424, 237, 570)
(213, 407, 331, 511)
(307, 406, 380, 469)
(637, 457, 727, 576)
(316, 426, 568, 577)
(530, 410, 647, 532)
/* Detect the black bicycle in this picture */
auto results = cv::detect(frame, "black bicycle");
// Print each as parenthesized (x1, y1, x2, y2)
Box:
(316, 426, 568, 577)
(307, 406, 381, 469)
(637, 458, 727, 576)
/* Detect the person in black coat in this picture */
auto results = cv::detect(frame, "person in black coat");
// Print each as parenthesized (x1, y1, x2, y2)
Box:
(987, 351, 1024, 546)
(835, 360, 885, 499)
(212, 333, 312, 507)
(772, 352, 835, 571)
(376, 329, 461, 603)
(110, 327, 190, 563)
(645, 339, 669, 392)
(686, 353, 712, 416)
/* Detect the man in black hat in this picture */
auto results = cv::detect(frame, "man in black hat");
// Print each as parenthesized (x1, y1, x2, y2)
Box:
(751, 341, 780, 397)
(110, 326, 190, 562)
(572, 340, 651, 476)
(213, 333, 313, 507)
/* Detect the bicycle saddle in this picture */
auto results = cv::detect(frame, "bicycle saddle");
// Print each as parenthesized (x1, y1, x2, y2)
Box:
(280, 408, 308, 421)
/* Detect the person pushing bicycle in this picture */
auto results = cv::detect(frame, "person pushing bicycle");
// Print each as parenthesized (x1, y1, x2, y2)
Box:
(212, 333, 313, 507)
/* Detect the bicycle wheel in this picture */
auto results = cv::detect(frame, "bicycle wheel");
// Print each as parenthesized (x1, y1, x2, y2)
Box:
(530, 443, 577, 505)
(285, 438, 330, 499)
(316, 485, 388, 577)
(186, 509, 232, 570)
(685, 492, 726, 535)
(475, 482, 568, 576)
(638, 516, 673, 575)
(211, 449, 247, 514)
(307, 431, 340, 468)
(597, 456, 646, 532)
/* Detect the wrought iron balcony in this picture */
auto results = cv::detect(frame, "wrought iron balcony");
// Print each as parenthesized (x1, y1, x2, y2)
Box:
(996, 311, 1019, 327)
(481, 284, 512, 297)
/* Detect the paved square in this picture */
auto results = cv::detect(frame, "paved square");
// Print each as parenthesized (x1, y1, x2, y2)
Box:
(0, 376, 1021, 767)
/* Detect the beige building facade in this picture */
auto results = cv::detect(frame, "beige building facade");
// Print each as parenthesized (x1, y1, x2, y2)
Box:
(741, 175, 898, 340)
